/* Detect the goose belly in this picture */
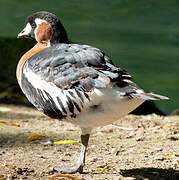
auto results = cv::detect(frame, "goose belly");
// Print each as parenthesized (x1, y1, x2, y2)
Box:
(73, 97, 145, 128)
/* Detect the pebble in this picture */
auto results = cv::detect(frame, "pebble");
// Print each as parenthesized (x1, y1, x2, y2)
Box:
(89, 157, 98, 162)
(111, 147, 122, 155)
(128, 131, 135, 137)
(123, 177, 136, 180)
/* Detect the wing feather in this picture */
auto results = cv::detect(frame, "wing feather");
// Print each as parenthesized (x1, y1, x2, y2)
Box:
(24, 43, 168, 100)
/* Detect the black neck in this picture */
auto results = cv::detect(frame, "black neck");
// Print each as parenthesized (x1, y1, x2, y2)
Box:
(50, 21, 70, 45)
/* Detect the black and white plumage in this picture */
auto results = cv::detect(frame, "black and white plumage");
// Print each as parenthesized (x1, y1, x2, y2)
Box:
(17, 11, 168, 173)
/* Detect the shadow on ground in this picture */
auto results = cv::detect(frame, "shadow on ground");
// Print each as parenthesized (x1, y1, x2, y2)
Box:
(121, 167, 179, 180)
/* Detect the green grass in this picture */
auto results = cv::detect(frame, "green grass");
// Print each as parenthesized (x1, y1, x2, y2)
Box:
(0, 0, 178, 113)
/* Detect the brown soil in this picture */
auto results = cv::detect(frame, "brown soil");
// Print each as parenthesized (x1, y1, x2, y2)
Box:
(0, 105, 178, 180)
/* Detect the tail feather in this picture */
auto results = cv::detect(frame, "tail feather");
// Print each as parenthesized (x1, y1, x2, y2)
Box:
(146, 93, 169, 100)
(131, 92, 169, 101)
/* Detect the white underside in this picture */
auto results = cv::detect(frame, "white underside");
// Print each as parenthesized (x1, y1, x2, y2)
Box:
(22, 67, 145, 132)
(71, 94, 145, 129)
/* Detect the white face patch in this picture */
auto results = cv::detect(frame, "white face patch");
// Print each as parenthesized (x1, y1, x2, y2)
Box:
(17, 23, 32, 38)
(34, 18, 48, 26)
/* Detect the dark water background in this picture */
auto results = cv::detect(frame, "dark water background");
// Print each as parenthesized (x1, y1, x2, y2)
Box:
(0, 0, 178, 114)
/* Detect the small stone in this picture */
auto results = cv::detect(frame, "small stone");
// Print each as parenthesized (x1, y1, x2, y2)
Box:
(136, 136, 145, 141)
(154, 156, 165, 161)
(16, 168, 23, 175)
(124, 177, 136, 180)
(154, 147, 163, 152)
(111, 147, 122, 155)
(111, 148, 117, 155)
(90, 157, 98, 162)
(128, 131, 134, 138)
(168, 135, 179, 141)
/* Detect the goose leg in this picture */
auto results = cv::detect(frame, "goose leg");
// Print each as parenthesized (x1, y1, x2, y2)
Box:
(53, 133, 90, 174)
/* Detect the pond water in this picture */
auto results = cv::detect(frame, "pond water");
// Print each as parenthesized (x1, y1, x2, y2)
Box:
(0, 0, 178, 114)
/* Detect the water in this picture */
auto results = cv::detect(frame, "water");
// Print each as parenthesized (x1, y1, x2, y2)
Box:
(0, 0, 178, 113)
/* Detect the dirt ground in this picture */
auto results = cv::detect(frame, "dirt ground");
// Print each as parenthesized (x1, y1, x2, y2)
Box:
(0, 105, 178, 180)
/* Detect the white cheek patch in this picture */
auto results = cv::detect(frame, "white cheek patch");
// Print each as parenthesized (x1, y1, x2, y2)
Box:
(18, 23, 32, 37)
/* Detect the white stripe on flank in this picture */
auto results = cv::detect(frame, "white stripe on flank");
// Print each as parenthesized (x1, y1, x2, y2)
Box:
(23, 65, 68, 114)
(22, 65, 92, 116)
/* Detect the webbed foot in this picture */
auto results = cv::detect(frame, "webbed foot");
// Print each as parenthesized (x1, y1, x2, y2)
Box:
(53, 164, 84, 174)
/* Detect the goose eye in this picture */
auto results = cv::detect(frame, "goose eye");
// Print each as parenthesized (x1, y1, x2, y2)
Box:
(31, 23, 36, 29)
